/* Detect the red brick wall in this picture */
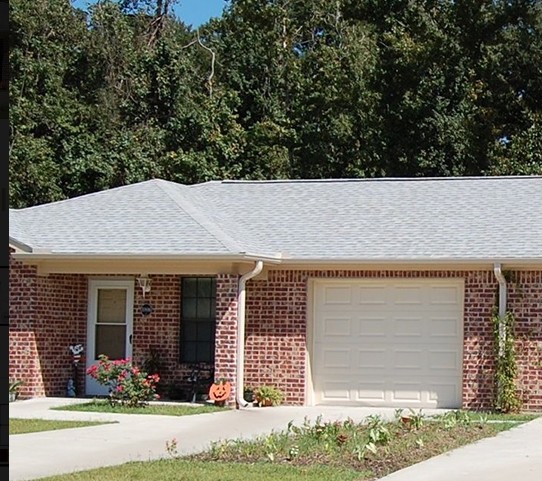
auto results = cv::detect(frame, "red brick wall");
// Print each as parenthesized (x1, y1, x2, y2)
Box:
(245, 271, 307, 405)
(131, 275, 181, 384)
(462, 271, 498, 410)
(9, 255, 542, 410)
(9, 255, 87, 398)
(34, 273, 87, 396)
(508, 271, 542, 411)
(9, 260, 240, 401)
(131, 274, 239, 401)
(246, 269, 540, 410)
(9, 255, 42, 398)
(214, 274, 239, 403)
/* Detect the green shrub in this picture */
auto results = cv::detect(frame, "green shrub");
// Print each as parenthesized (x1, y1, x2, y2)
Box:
(493, 311, 522, 413)
(254, 385, 284, 406)
(86, 355, 160, 407)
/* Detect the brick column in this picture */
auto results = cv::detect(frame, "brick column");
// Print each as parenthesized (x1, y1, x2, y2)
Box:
(9, 253, 45, 398)
(214, 274, 239, 405)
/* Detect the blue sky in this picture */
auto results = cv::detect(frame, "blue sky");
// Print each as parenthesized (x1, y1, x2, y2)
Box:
(174, 0, 228, 27)
(73, 1, 228, 28)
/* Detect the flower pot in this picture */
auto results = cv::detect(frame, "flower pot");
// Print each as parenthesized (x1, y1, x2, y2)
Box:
(244, 391, 254, 403)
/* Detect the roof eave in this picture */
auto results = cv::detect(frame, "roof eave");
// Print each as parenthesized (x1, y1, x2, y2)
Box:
(10, 251, 283, 264)
(278, 256, 542, 267)
(9, 237, 35, 253)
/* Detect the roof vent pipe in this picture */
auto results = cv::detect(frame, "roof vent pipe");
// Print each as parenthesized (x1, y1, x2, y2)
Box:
(493, 263, 507, 357)
(236, 260, 264, 408)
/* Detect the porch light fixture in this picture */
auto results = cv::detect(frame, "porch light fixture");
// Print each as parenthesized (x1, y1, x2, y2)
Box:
(137, 275, 151, 298)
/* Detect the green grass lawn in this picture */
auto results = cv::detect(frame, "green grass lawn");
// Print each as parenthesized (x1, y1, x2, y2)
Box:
(11, 401, 228, 436)
(9, 418, 115, 435)
(27, 409, 539, 481)
(51, 399, 229, 416)
(36, 460, 365, 481)
(454, 410, 541, 422)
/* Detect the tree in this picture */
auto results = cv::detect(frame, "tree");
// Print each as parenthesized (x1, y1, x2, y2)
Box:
(10, 0, 542, 209)
(9, 0, 103, 207)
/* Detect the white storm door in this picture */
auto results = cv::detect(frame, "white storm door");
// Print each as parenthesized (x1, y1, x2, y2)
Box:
(86, 279, 134, 396)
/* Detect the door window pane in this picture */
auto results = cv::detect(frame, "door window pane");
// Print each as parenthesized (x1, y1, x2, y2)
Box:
(95, 325, 126, 360)
(97, 289, 126, 324)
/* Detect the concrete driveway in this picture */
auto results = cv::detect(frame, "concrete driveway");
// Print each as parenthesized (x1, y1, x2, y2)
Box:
(9, 397, 542, 481)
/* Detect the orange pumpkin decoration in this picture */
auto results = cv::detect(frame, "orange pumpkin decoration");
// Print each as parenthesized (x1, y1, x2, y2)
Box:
(209, 381, 231, 403)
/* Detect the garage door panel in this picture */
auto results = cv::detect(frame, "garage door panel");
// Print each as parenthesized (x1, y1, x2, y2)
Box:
(393, 318, 424, 337)
(392, 286, 424, 305)
(394, 349, 424, 369)
(313, 279, 464, 408)
(354, 382, 386, 401)
(358, 317, 387, 337)
(358, 349, 387, 369)
(392, 383, 423, 402)
(320, 381, 352, 402)
(358, 285, 387, 304)
(323, 285, 352, 304)
(321, 348, 351, 368)
(321, 317, 352, 336)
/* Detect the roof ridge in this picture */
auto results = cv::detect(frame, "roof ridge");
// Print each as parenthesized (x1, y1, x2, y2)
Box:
(218, 175, 542, 185)
(154, 180, 245, 254)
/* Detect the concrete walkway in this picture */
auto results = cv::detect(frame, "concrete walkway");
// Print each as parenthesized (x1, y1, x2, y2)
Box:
(8, 397, 542, 481)
(377, 414, 542, 481)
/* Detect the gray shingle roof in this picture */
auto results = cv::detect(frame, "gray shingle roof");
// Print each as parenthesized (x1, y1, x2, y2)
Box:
(9, 179, 243, 255)
(9, 176, 542, 261)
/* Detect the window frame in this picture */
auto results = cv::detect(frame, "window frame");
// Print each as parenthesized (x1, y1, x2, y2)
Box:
(179, 277, 217, 364)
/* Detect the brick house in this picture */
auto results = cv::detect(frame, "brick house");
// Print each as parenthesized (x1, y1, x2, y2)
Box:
(9, 176, 542, 410)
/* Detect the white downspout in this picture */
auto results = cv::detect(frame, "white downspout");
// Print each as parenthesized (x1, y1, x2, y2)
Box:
(236, 260, 264, 408)
(493, 263, 507, 357)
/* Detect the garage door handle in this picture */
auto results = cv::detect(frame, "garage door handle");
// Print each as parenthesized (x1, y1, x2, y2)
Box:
(129, 334, 132, 345)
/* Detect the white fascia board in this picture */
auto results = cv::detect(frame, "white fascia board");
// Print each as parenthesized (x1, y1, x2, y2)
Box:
(10, 251, 283, 263)
(277, 257, 542, 267)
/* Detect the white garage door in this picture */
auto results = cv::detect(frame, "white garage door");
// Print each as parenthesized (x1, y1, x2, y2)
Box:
(312, 279, 464, 408)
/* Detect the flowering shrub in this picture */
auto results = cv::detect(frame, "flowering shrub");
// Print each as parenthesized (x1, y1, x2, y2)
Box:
(86, 354, 160, 407)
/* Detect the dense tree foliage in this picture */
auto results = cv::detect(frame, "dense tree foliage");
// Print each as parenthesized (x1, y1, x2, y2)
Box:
(9, 0, 542, 207)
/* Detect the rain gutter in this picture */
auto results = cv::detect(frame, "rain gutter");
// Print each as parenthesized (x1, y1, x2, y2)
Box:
(236, 260, 264, 408)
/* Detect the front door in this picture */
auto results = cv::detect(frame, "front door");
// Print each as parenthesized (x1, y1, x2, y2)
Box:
(86, 279, 134, 396)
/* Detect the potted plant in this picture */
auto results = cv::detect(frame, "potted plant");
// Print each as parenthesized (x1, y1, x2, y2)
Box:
(254, 385, 284, 407)
(9, 380, 23, 402)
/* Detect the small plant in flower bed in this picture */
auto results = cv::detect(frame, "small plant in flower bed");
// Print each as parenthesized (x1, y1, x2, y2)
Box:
(86, 354, 160, 407)
(189, 412, 524, 479)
